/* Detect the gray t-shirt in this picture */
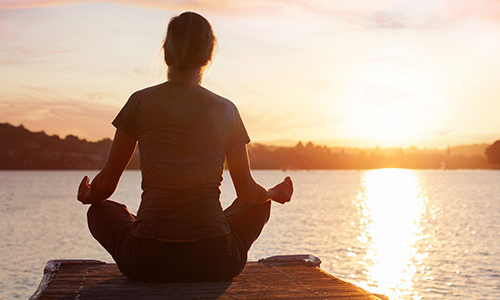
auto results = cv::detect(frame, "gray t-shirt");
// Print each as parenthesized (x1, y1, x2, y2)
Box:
(112, 82, 250, 241)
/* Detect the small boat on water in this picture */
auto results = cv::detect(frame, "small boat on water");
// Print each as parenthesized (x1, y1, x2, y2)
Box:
(29, 254, 389, 300)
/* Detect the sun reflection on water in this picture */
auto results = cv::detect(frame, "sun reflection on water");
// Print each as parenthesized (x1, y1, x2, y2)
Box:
(355, 169, 428, 300)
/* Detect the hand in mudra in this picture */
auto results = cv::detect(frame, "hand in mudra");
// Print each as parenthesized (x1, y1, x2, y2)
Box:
(269, 176, 293, 204)
(77, 176, 91, 204)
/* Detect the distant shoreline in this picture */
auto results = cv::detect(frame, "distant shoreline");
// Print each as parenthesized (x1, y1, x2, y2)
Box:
(1, 122, 497, 170)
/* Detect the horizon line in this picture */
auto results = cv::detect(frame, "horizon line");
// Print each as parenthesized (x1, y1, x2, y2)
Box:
(3, 122, 496, 150)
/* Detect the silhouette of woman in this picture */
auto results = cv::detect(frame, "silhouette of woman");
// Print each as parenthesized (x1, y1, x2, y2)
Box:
(77, 12, 293, 281)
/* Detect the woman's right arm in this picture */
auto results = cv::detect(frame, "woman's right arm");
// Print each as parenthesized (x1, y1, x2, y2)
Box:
(226, 143, 292, 205)
(77, 129, 137, 205)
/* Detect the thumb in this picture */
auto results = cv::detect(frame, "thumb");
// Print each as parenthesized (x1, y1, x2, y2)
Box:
(80, 176, 89, 187)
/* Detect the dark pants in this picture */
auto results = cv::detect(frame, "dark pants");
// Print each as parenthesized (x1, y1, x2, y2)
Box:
(87, 198, 271, 282)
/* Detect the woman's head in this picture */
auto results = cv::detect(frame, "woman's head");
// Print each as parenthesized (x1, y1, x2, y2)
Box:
(163, 12, 216, 82)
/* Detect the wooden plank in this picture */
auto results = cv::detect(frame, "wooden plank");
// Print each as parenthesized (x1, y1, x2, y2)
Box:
(31, 259, 386, 300)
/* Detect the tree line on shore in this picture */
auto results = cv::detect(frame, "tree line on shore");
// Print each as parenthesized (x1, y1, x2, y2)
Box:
(1, 122, 499, 170)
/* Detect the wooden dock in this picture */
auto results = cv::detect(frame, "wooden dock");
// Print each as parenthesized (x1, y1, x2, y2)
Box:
(30, 255, 388, 300)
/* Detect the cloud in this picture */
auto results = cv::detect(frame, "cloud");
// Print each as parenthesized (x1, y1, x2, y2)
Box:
(0, 95, 119, 140)
(373, 11, 405, 29)
(438, 0, 500, 21)
(0, 0, 269, 13)
(0, 45, 74, 65)
(241, 102, 340, 141)
(2, 0, 499, 31)
(0, 0, 81, 10)
(431, 128, 454, 137)
(16, 45, 73, 55)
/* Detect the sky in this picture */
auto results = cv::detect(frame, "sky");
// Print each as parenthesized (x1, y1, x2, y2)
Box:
(1, 0, 499, 148)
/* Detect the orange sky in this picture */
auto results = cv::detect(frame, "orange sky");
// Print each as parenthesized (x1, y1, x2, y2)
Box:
(1, 0, 500, 148)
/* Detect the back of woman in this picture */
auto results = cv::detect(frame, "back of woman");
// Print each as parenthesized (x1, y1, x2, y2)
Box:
(113, 82, 249, 241)
(77, 11, 293, 282)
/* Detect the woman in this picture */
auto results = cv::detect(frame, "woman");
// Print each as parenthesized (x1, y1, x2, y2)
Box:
(77, 11, 293, 282)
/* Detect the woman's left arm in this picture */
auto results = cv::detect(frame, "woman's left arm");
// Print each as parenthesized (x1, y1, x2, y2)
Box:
(77, 129, 137, 205)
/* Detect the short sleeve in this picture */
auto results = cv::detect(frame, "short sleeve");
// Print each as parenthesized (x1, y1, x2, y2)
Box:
(112, 93, 139, 140)
(226, 105, 250, 149)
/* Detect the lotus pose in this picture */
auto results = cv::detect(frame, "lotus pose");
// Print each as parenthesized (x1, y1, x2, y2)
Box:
(77, 12, 293, 282)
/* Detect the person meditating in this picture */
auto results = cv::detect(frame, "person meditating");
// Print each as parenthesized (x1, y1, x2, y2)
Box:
(77, 11, 293, 282)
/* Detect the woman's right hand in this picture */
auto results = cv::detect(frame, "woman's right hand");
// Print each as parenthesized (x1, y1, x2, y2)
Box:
(77, 176, 92, 205)
(269, 176, 293, 204)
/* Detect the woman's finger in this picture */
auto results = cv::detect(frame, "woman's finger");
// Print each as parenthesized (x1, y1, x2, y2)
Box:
(79, 176, 86, 187)
(77, 176, 90, 203)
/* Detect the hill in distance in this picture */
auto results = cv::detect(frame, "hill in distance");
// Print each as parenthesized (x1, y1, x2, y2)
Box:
(0, 122, 494, 170)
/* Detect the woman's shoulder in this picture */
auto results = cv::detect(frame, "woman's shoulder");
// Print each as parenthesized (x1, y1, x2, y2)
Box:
(123, 83, 172, 109)
(131, 82, 169, 99)
(198, 86, 238, 111)
(127, 83, 240, 115)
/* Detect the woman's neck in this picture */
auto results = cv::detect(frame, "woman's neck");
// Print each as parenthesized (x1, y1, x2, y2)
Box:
(168, 67, 202, 85)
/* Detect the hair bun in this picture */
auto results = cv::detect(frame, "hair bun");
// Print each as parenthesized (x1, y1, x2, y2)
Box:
(163, 12, 216, 79)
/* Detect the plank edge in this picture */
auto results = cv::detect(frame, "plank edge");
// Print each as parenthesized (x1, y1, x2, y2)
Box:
(28, 259, 105, 300)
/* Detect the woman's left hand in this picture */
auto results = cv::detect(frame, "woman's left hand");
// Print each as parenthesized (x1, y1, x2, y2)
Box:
(268, 176, 293, 204)
(77, 176, 92, 204)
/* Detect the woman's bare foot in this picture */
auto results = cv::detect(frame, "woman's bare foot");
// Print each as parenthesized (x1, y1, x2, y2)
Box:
(269, 176, 293, 204)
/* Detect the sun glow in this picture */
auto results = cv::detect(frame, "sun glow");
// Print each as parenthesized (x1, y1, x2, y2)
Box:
(339, 62, 445, 147)
(355, 169, 428, 300)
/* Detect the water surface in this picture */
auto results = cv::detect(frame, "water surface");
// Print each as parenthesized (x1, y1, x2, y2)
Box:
(0, 170, 499, 299)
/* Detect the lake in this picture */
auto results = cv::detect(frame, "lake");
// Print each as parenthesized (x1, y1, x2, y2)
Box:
(0, 170, 499, 299)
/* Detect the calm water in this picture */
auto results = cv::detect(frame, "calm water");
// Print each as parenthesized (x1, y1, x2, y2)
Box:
(0, 170, 499, 299)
